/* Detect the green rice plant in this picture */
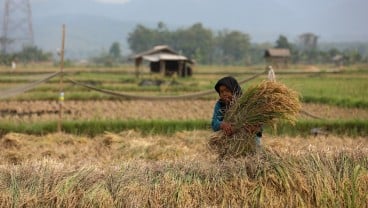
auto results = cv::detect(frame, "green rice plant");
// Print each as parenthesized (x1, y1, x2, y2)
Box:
(272, 119, 368, 137)
(1, 118, 367, 137)
(302, 95, 368, 108)
(0, 119, 207, 136)
(280, 74, 368, 108)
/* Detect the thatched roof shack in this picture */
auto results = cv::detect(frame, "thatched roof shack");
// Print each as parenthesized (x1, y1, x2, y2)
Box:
(264, 48, 291, 69)
(332, 54, 346, 67)
(132, 45, 194, 77)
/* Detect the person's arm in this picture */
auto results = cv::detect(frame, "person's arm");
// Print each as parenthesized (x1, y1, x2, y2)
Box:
(211, 101, 222, 131)
(211, 101, 234, 135)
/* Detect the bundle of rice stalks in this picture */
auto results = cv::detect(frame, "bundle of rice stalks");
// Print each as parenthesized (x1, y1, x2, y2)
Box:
(209, 80, 302, 158)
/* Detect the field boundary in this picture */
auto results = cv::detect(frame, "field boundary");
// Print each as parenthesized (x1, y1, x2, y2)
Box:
(65, 69, 267, 100)
(0, 119, 366, 137)
(0, 72, 61, 99)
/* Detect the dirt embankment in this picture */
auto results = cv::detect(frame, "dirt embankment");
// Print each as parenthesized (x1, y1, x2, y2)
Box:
(0, 100, 367, 122)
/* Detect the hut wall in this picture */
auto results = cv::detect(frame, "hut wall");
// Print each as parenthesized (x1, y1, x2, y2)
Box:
(266, 57, 289, 69)
(150, 62, 161, 73)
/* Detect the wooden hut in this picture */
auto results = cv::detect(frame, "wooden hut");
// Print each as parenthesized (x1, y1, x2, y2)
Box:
(264, 48, 291, 69)
(132, 45, 194, 77)
(332, 54, 346, 67)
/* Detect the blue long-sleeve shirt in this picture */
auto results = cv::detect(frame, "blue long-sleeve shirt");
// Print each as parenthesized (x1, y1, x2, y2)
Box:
(211, 100, 263, 140)
(211, 100, 224, 131)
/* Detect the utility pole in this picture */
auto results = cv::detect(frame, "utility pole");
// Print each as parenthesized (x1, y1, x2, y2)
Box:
(57, 24, 65, 133)
(1, 0, 34, 53)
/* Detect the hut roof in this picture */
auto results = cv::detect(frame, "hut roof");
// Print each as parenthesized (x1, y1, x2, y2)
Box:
(133, 45, 177, 59)
(132, 45, 193, 64)
(332, 54, 345, 61)
(142, 53, 189, 62)
(264, 48, 291, 57)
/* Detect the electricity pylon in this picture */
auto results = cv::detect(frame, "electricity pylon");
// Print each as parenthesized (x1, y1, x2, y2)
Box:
(1, 0, 34, 53)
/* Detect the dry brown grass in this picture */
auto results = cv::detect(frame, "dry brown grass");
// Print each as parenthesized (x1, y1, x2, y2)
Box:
(0, 131, 366, 165)
(0, 131, 368, 207)
(0, 131, 213, 165)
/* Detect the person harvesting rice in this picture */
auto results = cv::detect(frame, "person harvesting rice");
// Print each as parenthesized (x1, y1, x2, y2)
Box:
(209, 75, 301, 159)
(211, 76, 262, 146)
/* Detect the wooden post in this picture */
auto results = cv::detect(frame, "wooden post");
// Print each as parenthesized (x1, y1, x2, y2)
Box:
(135, 58, 141, 78)
(178, 60, 183, 77)
(160, 60, 165, 76)
(58, 24, 66, 133)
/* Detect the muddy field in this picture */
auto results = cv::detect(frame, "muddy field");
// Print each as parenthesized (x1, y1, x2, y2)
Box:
(1, 100, 367, 122)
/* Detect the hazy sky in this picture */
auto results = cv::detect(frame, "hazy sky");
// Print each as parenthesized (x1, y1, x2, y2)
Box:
(1, 0, 367, 57)
(27, 0, 368, 42)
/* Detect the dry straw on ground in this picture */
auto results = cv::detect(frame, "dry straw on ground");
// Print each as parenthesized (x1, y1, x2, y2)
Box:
(209, 80, 302, 158)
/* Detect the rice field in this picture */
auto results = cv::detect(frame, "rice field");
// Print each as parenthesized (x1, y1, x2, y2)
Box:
(0, 64, 367, 207)
(1, 131, 367, 207)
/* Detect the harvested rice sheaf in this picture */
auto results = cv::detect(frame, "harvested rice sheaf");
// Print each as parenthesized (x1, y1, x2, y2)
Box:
(209, 81, 302, 158)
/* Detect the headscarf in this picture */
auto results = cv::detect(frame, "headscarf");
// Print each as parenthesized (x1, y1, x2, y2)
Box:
(214, 76, 242, 111)
(214, 76, 242, 97)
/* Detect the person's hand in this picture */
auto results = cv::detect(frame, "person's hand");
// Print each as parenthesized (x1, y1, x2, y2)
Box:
(220, 122, 233, 136)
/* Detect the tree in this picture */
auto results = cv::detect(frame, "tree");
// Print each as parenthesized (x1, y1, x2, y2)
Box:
(249, 42, 273, 65)
(128, 24, 158, 53)
(275, 35, 292, 49)
(109, 42, 121, 60)
(274, 35, 301, 63)
(16, 46, 52, 63)
(174, 23, 214, 64)
(215, 30, 250, 65)
(344, 49, 362, 64)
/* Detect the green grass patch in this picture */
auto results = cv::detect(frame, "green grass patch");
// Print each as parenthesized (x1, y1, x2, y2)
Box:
(271, 119, 368, 137)
(279, 74, 368, 108)
(0, 120, 210, 137)
(302, 95, 368, 108)
(0, 119, 367, 137)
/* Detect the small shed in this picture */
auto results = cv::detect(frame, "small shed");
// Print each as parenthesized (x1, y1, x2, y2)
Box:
(264, 48, 291, 69)
(132, 45, 194, 77)
(332, 54, 346, 67)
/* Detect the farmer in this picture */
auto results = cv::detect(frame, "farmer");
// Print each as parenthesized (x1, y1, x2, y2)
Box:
(211, 76, 262, 145)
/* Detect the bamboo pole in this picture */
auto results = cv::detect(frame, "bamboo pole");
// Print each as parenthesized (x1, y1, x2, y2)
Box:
(58, 24, 66, 133)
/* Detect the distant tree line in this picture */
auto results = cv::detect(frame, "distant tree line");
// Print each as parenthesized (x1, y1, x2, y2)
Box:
(0, 46, 53, 65)
(1, 22, 367, 67)
(90, 42, 123, 67)
(128, 22, 368, 66)
(128, 22, 256, 65)
(274, 35, 367, 65)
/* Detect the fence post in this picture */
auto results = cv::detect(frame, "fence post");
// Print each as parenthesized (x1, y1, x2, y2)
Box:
(58, 24, 66, 133)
